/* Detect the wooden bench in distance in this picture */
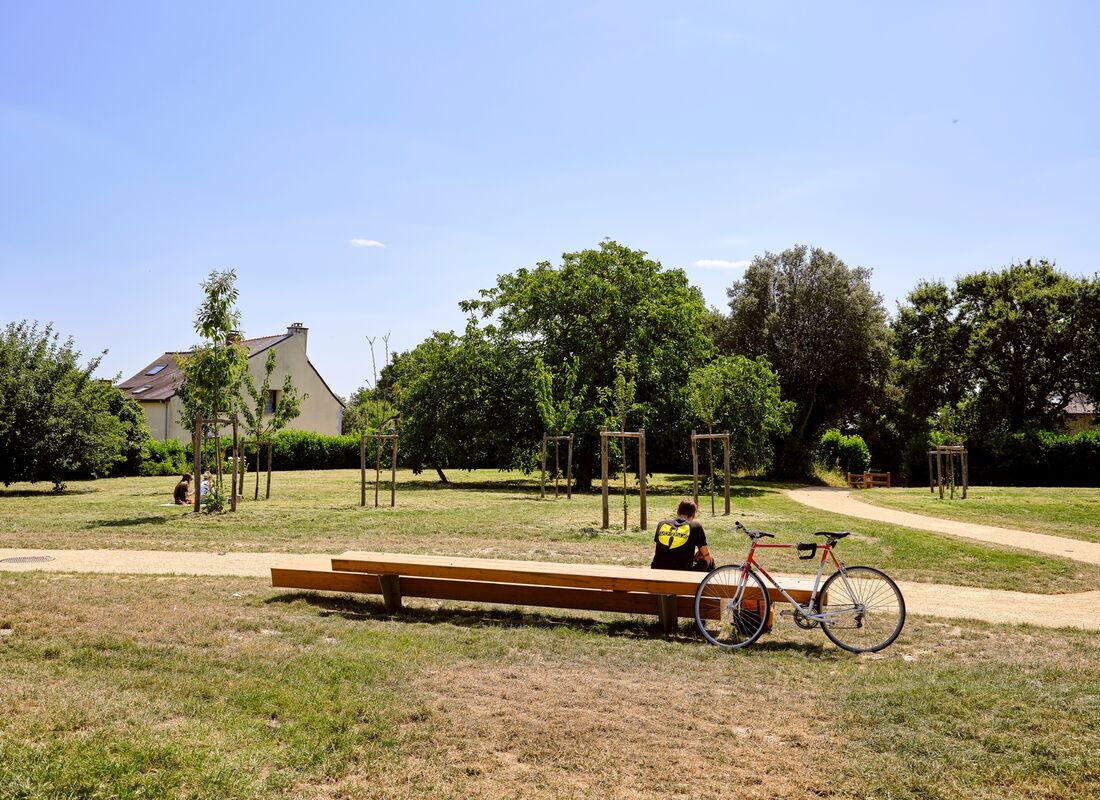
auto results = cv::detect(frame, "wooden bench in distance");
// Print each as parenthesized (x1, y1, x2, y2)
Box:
(271, 552, 818, 633)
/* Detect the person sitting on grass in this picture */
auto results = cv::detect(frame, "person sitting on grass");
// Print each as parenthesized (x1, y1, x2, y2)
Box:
(651, 498, 714, 572)
(173, 473, 193, 505)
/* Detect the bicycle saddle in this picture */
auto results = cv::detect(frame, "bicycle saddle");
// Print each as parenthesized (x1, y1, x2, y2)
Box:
(813, 531, 849, 539)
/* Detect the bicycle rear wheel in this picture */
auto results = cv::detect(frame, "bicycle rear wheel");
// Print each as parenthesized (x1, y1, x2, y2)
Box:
(819, 566, 905, 653)
(694, 565, 771, 649)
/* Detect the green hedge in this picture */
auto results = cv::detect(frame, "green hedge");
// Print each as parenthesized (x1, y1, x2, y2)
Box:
(126, 431, 372, 476)
(971, 429, 1100, 486)
(268, 430, 361, 470)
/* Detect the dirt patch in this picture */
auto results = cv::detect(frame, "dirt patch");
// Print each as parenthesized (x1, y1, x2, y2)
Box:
(343, 652, 843, 800)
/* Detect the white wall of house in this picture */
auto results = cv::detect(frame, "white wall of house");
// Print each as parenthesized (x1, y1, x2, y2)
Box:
(140, 326, 343, 442)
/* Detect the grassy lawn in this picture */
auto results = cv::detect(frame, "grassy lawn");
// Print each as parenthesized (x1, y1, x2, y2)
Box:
(1, 571, 1097, 799)
(854, 486, 1100, 545)
(2, 470, 1098, 594)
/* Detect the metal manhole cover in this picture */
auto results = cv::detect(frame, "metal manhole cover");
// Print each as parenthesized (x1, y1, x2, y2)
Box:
(0, 556, 55, 564)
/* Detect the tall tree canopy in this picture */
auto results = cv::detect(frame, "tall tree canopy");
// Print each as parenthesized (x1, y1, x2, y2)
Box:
(0, 322, 140, 488)
(715, 245, 889, 476)
(461, 240, 713, 486)
(891, 261, 1098, 475)
(388, 325, 540, 481)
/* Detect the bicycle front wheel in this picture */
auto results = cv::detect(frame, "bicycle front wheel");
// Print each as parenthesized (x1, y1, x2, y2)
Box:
(694, 565, 771, 649)
(819, 566, 905, 653)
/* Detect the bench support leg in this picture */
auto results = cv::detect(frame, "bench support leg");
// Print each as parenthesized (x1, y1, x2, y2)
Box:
(657, 595, 678, 633)
(379, 574, 402, 613)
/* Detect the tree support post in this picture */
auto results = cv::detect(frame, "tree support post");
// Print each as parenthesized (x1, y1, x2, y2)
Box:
(540, 433, 547, 499)
(723, 430, 731, 516)
(638, 427, 647, 531)
(600, 428, 647, 531)
(601, 427, 610, 529)
(192, 424, 201, 514)
(691, 429, 699, 507)
(230, 415, 238, 513)
(566, 434, 574, 500)
(360, 429, 367, 507)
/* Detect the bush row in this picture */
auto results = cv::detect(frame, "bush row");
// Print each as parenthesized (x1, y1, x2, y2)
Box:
(135, 431, 370, 476)
(970, 429, 1100, 486)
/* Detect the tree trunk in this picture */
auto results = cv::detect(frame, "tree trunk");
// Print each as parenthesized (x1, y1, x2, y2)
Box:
(573, 436, 597, 492)
(266, 442, 272, 500)
(434, 464, 448, 483)
(254, 442, 260, 500)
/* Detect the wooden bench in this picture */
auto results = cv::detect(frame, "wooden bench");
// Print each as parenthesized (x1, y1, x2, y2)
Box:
(271, 552, 817, 633)
(847, 471, 892, 489)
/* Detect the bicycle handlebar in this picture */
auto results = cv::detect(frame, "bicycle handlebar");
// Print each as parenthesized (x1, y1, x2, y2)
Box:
(735, 520, 775, 539)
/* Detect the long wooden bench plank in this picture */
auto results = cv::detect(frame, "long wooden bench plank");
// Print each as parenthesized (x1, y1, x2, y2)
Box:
(271, 567, 708, 617)
(333, 552, 717, 595)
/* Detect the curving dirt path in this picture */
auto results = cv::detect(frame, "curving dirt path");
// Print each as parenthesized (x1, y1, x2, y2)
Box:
(787, 486, 1100, 566)
(2, 545, 1099, 632)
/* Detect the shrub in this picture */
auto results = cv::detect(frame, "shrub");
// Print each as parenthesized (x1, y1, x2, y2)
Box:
(268, 430, 361, 470)
(138, 439, 191, 477)
(818, 430, 872, 474)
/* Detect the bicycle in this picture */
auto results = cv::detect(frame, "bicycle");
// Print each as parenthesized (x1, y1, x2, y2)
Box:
(694, 521, 906, 653)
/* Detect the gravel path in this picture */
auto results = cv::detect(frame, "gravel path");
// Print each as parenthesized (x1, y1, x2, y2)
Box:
(786, 486, 1100, 565)
(3, 544, 1098, 632)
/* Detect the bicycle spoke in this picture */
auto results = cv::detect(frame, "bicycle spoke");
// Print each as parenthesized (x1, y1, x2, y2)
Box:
(819, 567, 905, 652)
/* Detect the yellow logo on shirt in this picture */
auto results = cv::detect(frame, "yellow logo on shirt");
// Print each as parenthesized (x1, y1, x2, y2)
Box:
(657, 522, 691, 549)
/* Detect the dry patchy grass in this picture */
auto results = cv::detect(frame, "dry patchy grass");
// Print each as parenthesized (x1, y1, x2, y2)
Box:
(3, 572, 1097, 799)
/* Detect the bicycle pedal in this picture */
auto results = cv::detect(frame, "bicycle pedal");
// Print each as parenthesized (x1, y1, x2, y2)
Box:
(779, 609, 796, 618)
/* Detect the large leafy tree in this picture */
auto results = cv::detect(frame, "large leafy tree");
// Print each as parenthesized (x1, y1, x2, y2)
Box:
(0, 322, 135, 489)
(892, 261, 1097, 476)
(389, 325, 540, 482)
(715, 245, 889, 476)
(462, 240, 713, 487)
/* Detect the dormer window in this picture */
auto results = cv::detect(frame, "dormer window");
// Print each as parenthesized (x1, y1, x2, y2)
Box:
(145, 364, 167, 376)
(132, 386, 151, 395)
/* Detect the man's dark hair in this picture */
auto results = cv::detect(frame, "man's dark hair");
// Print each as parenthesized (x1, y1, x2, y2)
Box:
(182, 473, 192, 482)
(677, 499, 697, 518)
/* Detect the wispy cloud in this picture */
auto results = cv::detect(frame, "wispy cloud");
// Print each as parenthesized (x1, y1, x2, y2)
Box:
(349, 238, 386, 248)
(694, 259, 750, 270)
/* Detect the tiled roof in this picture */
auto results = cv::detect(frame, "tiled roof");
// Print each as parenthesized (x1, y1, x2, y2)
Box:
(118, 334, 291, 402)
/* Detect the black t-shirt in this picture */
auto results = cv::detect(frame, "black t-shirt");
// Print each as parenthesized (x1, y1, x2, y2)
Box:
(174, 481, 189, 504)
(651, 517, 707, 571)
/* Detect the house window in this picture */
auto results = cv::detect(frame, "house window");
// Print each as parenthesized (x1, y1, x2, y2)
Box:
(145, 364, 167, 376)
(265, 390, 277, 415)
(132, 386, 151, 395)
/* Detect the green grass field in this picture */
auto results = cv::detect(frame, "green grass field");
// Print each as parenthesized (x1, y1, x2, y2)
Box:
(3, 471, 1099, 798)
(1, 470, 1097, 593)
(1, 571, 1097, 800)
(856, 486, 1100, 544)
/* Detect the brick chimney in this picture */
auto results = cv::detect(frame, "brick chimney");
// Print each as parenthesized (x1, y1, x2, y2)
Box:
(287, 322, 308, 351)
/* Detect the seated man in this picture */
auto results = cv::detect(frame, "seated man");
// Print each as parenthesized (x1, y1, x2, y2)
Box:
(652, 499, 714, 572)
(173, 473, 193, 505)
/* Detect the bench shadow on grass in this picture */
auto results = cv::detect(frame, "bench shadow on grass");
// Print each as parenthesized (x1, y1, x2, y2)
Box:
(265, 590, 834, 655)
(85, 515, 171, 528)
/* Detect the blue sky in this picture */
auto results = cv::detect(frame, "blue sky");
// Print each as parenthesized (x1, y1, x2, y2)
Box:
(2, 1, 1097, 398)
